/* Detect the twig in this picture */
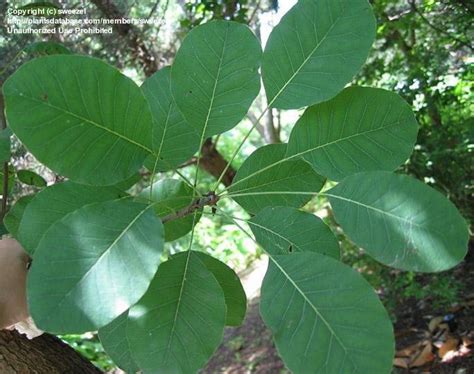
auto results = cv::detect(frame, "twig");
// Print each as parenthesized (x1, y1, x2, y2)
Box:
(161, 192, 219, 224)
(409, 0, 473, 51)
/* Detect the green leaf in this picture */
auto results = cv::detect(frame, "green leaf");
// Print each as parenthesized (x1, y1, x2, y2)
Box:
(127, 251, 225, 373)
(260, 252, 394, 373)
(137, 179, 199, 242)
(171, 20, 261, 138)
(112, 173, 141, 192)
(262, 0, 376, 109)
(194, 252, 246, 326)
(286, 87, 419, 181)
(327, 171, 469, 272)
(28, 199, 164, 333)
(3, 55, 153, 186)
(23, 41, 71, 56)
(0, 128, 11, 163)
(250, 206, 339, 259)
(142, 67, 199, 172)
(16, 169, 47, 187)
(229, 144, 325, 214)
(98, 311, 139, 373)
(3, 195, 35, 237)
(17, 181, 126, 255)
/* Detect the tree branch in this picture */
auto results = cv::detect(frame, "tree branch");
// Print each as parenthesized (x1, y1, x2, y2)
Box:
(162, 191, 219, 223)
(409, 0, 473, 51)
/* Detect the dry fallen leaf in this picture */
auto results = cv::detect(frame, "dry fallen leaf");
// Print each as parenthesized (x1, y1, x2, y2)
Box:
(0, 238, 30, 330)
(438, 336, 459, 359)
(428, 316, 443, 332)
(410, 341, 435, 368)
(393, 357, 409, 368)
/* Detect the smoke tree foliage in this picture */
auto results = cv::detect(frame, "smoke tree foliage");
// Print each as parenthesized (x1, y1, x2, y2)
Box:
(1, 0, 469, 372)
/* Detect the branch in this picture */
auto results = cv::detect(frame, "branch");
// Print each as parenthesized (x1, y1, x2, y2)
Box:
(409, 0, 473, 51)
(161, 192, 219, 223)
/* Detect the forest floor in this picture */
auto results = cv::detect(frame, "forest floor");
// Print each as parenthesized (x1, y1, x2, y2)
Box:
(203, 250, 474, 373)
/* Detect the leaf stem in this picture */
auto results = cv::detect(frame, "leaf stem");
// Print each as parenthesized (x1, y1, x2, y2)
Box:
(213, 105, 270, 190)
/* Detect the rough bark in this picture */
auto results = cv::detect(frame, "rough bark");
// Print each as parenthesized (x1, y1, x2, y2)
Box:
(0, 330, 102, 374)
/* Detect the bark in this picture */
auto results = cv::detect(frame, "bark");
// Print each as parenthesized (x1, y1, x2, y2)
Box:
(200, 138, 236, 187)
(0, 330, 102, 374)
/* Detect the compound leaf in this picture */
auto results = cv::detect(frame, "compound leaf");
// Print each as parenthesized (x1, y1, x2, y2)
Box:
(286, 87, 419, 181)
(250, 206, 339, 259)
(127, 251, 225, 374)
(3, 55, 153, 186)
(171, 20, 261, 139)
(142, 67, 199, 172)
(327, 172, 469, 272)
(262, 0, 376, 109)
(17, 181, 126, 255)
(229, 144, 325, 214)
(27, 199, 164, 333)
(260, 252, 394, 373)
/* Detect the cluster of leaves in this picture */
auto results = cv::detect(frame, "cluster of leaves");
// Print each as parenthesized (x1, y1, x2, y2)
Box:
(357, 0, 473, 222)
(1, 0, 469, 373)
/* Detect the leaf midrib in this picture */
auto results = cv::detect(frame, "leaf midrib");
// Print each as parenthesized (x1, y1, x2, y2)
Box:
(15, 93, 153, 154)
(164, 250, 192, 365)
(269, 255, 357, 370)
(267, 2, 345, 106)
(41, 202, 153, 327)
(230, 121, 404, 192)
(199, 24, 230, 143)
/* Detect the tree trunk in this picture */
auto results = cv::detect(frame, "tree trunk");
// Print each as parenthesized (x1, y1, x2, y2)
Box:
(0, 330, 102, 373)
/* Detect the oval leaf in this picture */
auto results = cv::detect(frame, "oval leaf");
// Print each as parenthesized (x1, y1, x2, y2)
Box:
(194, 252, 246, 326)
(17, 181, 126, 255)
(98, 311, 139, 373)
(229, 144, 325, 214)
(142, 66, 199, 172)
(171, 20, 261, 138)
(286, 87, 419, 181)
(16, 169, 47, 187)
(27, 199, 164, 333)
(261, 252, 394, 373)
(127, 251, 225, 373)
(3, 55, 153, 186)
(262, 0, 376, 109)
(137, 179, 199, 242)
(250, 206, 339, 259)
(327, 171, 469, 272)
